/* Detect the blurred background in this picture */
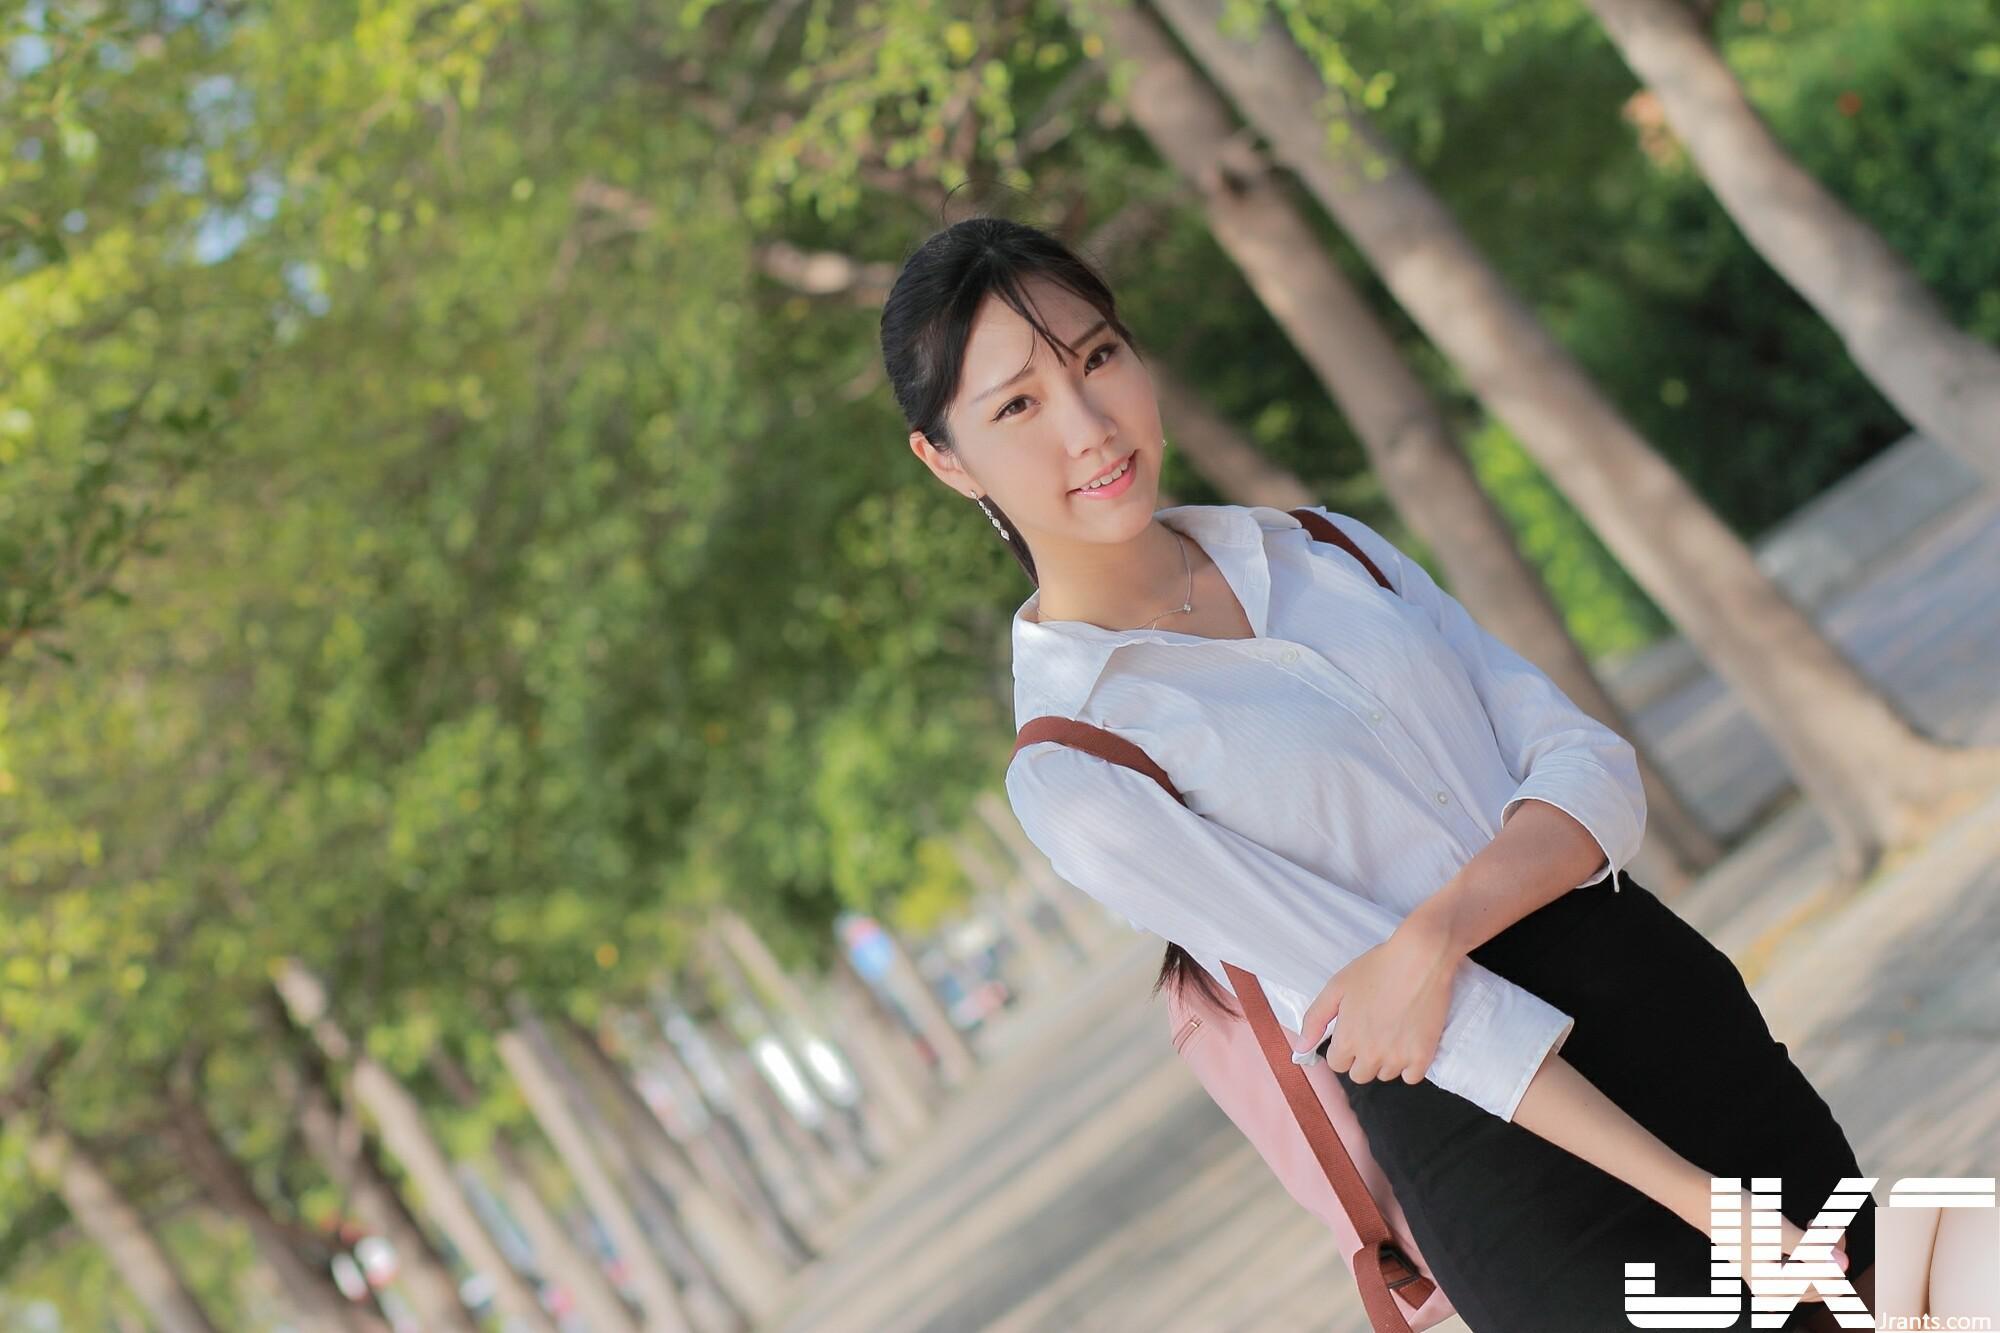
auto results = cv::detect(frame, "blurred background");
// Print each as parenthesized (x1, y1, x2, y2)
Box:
(4, 0, 1999, 1329)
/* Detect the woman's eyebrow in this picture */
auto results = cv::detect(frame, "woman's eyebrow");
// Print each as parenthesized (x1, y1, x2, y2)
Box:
(972, 318, 1111, 404)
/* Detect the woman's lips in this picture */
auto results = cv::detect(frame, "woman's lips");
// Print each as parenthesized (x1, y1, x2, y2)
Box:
(1072, 450, 1138, 499)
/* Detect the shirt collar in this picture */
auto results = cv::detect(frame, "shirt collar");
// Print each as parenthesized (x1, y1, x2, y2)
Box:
(1011, 502, 1308, 724)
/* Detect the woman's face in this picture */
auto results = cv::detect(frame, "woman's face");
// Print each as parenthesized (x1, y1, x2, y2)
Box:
(909, 274, 1162, 550)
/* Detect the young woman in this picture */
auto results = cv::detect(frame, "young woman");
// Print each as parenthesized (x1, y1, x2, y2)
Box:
(881, 215, 1878, 1328)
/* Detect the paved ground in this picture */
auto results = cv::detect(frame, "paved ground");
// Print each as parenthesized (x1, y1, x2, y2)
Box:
(763, 491, 2000, 1333)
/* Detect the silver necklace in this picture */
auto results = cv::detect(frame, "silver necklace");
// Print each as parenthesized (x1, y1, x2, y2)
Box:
(1135, 529, 1194, 631)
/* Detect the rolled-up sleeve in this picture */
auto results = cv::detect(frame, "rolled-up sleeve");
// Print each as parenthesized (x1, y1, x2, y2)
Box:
(1006, 739, 1575, 1122)
(1327, 511, 1648, 893)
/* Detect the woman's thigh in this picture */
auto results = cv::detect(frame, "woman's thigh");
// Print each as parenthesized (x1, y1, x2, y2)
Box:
(1929, 1204, 2000, 1319)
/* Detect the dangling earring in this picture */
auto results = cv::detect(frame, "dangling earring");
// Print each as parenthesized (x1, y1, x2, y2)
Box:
(975, 494, 1010, 541)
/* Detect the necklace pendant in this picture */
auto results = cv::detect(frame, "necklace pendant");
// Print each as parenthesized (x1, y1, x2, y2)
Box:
(1179, 601, 1192, 613)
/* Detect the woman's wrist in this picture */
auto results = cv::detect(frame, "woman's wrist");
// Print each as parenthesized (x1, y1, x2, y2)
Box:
(1393, 899, 1468, 968)
(1662, 1167, 1725, 1234)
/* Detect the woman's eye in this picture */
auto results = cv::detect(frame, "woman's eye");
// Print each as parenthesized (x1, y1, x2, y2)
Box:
(993, 342, 1120, 421)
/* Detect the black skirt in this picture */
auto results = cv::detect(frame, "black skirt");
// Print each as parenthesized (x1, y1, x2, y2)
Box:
(1335, 871, 1875, 1332)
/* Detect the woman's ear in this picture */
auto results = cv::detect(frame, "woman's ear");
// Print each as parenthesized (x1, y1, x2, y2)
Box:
(909, 429, 975, 498)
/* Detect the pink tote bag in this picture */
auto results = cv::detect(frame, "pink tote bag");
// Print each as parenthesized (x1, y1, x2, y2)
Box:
(1167, 967, 1455, 1330)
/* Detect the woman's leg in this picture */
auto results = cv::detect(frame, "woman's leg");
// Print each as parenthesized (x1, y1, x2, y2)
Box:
(1870, 1202, 1939, 1320)
(1930, 1203, 2000, 1318)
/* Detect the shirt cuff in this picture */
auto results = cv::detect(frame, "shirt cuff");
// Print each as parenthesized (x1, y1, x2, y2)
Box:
(1491, 1002, 1575, 1124)
(1425, 962, 1576, 1122)
(1502, 760, 1641, 893)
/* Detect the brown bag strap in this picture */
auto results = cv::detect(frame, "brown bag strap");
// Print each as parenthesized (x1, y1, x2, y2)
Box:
(1012, 716, 1182, 794)
(1290, 506, 1394, 593)
(1008, 510, 1432, 1329)
(1221, 960, 1435, 1329)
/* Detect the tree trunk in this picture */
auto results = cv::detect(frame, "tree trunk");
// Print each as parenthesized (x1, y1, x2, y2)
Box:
(947, 830, 1068, 989)
(700, 931, 875, 1185)
(497, 1008, 696, 1333)
(430, 1050, 643, 1333)
(1145, 365, 1322, 512)
(707, 912, 933, 1153)
(875, 922, 980, 1084)
(706, 912, 818, 1038)
(1585, 0, 2000, 486)
(525, 1028, 743, 1333)
(664, 996, 828, 1232)
(27, 1125, 220, 1333)
(830, 950, 944, 1112)
(1139, 0, 2000, 883)
(725, 1025, 858, 1213)
(270, 1001, 480, 1333)
(685, 1008, 845, 1223)
(169, 1089, 387, 1333)
(599, 1014, 755, 1212)
(820, 964, 936, 1151)
(642, 999, 821, 1249)
(271, 961, 557, 1333)
(707, 921, 882, 1176)
(556, 1015, 798, 1306)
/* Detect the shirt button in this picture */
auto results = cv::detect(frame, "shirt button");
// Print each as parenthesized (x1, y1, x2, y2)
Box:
(1279, 647, 1299, 664)
(1368, 709, 1383, 722)
(1435, 790, 1450, 804)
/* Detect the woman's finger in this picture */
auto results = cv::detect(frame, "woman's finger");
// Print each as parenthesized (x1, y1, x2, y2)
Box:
(1291, 995, 1341, 1058)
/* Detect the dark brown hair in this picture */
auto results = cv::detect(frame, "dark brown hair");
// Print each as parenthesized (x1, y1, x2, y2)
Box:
(879, 213, 1237, 1019)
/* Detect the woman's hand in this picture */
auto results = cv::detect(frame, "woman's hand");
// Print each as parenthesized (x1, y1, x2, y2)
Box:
(1288, 918, 1463, 1085)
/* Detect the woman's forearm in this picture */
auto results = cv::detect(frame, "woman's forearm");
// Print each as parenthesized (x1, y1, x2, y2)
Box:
(1509, 1050, 1841, 1290)
(1403, 799, 1609, 959)
(1510, 1049, 1712, 1230)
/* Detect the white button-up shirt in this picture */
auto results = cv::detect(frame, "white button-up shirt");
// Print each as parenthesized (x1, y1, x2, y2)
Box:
(1004, 503, 1648, 1121)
